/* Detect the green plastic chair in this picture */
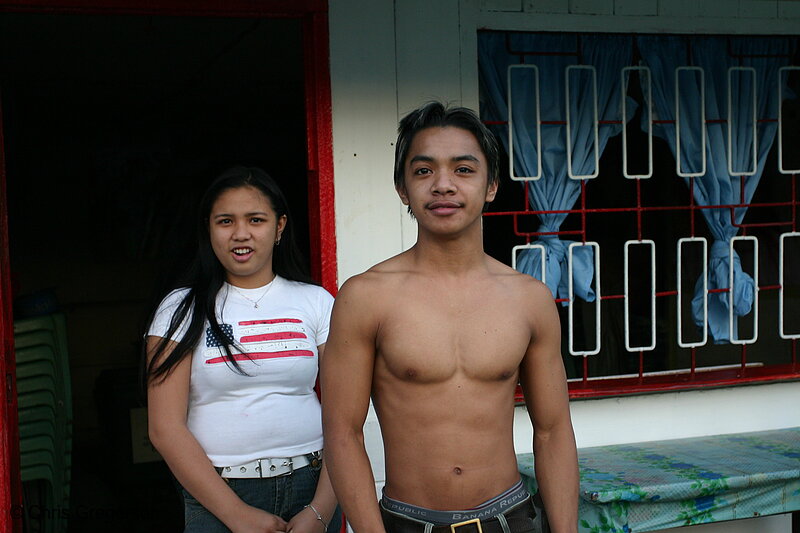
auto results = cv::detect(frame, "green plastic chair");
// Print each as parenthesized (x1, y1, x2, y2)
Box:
(15, 313, 73, 533)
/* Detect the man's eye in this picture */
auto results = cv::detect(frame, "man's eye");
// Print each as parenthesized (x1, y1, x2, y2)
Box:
(414, 168, 432, 175)
(456, 166, 473, 173)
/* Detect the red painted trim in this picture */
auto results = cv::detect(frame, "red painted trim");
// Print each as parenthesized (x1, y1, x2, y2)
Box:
(514, 363, 800, 403)
(0, 93, 21, 533)
(302, 8, 337, 295)
(0, 0, 326, 16)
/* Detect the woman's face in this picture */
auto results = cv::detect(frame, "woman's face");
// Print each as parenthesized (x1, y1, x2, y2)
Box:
(208, 185, 286, 288)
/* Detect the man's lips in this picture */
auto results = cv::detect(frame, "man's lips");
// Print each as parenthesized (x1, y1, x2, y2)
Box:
(426, 201, 462, 214)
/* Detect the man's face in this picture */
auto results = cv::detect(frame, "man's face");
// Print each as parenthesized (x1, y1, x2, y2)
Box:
(397, 126, 497, 234)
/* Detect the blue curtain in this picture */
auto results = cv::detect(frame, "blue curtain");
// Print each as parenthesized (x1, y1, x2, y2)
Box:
(637, 36, 794, 342)
(479, 33, 634, 302)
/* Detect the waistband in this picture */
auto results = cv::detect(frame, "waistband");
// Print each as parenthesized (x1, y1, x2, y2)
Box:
(217, 451, 321, 479)
(381, 480, 530, 525)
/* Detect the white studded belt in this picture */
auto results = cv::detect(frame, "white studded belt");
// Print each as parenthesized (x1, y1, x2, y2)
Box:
(219, 451, 321, 479)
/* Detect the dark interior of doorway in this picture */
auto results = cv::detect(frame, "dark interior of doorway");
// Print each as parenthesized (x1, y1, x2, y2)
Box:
(1, 12, 309, 532)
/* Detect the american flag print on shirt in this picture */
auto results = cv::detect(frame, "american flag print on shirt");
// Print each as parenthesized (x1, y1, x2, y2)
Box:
(204, 318, 314, 365)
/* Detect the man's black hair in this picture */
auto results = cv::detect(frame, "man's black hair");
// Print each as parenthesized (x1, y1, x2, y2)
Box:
(393, 101, 500, 191)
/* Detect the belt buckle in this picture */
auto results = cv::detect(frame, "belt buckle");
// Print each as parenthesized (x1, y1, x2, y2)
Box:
(258, 457, 294, 478)
(276, 457, 294, 477)
(282, 457, 294, 476)
(450, 518, 482, 533)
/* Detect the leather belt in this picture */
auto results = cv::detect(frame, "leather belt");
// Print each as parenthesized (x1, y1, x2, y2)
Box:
(219, 451, 321, 479)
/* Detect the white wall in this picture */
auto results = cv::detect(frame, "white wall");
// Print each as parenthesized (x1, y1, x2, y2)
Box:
(330, 0, 482, 282)
(513, 381, 800, 452)
(328, 0, 402, 284)
(328, 1, 799, 531)
(480, 0, 800, 34)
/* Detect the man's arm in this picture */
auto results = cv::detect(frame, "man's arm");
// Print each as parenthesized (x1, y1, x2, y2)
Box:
(321, 276, 386, 533)
(518, 281, 579, 533)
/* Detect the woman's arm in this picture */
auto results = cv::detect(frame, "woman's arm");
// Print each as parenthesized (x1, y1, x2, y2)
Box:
(287, 343, 338, 533)
(146, 335, 288, 533)
(286, 459, 337, 533)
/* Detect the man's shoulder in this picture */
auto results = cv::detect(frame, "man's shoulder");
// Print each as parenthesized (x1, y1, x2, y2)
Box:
(345, 254, 411, 285)
(337, 254, 411, 301)
(486, 256, 552, 296)
(481, 258, 556, 324)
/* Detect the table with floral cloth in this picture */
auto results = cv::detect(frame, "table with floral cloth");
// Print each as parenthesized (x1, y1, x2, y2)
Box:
(517, 427, 800, 532)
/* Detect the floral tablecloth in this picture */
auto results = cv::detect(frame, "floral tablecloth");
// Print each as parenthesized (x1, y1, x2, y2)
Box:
(517, 427, 800, 532)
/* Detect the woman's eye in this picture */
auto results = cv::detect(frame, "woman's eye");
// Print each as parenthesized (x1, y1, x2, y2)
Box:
(218, 218, 232, 225)
(250, 217, 265, 223)
(414, 167, 432, 175)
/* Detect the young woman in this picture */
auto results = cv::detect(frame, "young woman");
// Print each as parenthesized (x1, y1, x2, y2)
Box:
(144, 166, 339, 533)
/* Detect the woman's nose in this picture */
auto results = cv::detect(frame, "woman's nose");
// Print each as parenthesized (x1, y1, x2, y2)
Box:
(232, 221, 250, 240)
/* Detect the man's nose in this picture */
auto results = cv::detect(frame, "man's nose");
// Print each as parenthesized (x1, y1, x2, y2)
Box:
(431, 171, 456, 194)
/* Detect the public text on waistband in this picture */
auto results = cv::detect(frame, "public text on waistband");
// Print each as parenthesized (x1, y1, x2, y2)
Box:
(382, 483, 529, 523)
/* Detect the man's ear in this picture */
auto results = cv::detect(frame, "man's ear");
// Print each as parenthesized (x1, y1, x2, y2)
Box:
(397, 185, 410, 206)
(485, 180, 499, 203)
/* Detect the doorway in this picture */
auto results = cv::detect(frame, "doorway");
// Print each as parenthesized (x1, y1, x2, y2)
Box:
(1, 9, 328, 532)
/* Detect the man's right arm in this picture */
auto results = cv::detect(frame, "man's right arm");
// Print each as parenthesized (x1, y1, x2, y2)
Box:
(321, 276, 386, 533)
(518, 280, 579, 533)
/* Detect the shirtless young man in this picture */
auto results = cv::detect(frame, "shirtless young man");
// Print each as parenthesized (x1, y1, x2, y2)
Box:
(321, 102, 579, 533)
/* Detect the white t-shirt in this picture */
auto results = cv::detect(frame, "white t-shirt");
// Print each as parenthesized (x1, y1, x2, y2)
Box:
(148, 276, 334, 467)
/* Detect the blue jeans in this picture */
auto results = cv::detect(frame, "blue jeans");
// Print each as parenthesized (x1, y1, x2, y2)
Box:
(182, 463, 342, 533)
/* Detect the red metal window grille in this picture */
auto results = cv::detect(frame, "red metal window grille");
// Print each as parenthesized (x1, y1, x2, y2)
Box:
(479, 32, 800, 399)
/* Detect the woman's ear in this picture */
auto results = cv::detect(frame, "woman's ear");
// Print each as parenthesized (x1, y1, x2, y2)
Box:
(276, 215, 287, 243)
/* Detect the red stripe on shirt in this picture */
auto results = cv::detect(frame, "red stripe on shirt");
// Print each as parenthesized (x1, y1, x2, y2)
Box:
(205, 350, 314, 365)
(240, 331, 308, 343)
(238, 318, 303, 325)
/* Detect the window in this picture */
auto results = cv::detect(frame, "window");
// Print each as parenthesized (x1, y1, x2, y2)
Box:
(478, 32, 800, 397)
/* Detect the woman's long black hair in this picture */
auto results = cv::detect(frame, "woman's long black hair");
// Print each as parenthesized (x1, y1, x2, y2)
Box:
(143, 166, 316, 387)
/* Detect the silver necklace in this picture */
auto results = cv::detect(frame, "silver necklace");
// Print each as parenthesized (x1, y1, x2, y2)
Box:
(230, 278, 276, 309)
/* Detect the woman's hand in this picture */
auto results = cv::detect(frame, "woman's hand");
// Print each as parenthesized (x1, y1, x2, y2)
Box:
(286, 505, 328, 533)
(231, 505, 288, 533)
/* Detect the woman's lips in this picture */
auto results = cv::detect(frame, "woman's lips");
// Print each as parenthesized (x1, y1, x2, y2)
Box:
(231, 247, 254, 262)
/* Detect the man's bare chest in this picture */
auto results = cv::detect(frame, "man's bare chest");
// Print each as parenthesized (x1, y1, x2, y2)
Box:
(375, 291, 531, 383)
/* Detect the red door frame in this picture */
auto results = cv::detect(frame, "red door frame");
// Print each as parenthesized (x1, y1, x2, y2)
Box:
(0, 94, 20, 533)
(0, 2, 336, 531)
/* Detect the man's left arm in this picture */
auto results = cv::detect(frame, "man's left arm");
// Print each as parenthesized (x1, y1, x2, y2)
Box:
(518, 280, 579, 533)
